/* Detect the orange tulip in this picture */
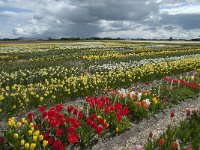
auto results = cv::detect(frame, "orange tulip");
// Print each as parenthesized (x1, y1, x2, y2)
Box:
(171, 141, 178, 150)
(159, 138, 165, 146)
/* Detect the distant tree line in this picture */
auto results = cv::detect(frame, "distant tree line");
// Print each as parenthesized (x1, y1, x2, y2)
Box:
(1, 36, 199, 41)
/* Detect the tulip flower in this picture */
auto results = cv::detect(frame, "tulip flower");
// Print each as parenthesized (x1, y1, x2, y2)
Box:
(170, 111, 175, 118)
(159, 138, 165, 146)
(171, 141, 178, 150)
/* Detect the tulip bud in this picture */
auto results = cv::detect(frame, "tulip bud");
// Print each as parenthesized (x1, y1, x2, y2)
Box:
(28, 130, 33, 135)
(25, 143, 30, 150)
(30, 143, 36, 150)
(170, 111, 175, 118)
(34, 130, 40, 136)
(43, 140, 48, 147)
(21, 139, 25, 146)
(13, 133, 18, 139)
(171, 141, 178, 150)
(29, 123, 34, 127)
(186, 145, 192, 150)
(17, 122, 22, 128)
(33, 135, 37, 142)
(159, 138, 165, 146)
(39, 135, 43, 141)
(115, 127, 119, 133)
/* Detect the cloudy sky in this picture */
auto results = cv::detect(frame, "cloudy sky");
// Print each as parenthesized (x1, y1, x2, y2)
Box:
(0, 0, 200, 39)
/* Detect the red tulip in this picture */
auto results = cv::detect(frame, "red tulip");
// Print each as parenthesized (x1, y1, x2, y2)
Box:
(159, 138, 165, 146)
(55, 104, 64, 111)
(98, 118, 104, 124)
(67, 132, 79, 144)
(68, 126, 75, 133)
(47, 137, 54, 145)
(51, 119, 60, 127)
(39, 105, 45, 112)
(90, 121, 96, 128)
(27, 112, 34, 121)
(53, 139, 62, 149)
(42, 132, 49, 139)
(116, 112, 122, 123)
(0, 136, 4, 143)
(56, 128, 63, 136)
(67, 105, 74, 113)
(95, 125, 104, 134)
(78, 111, 83, 120)
(72, 120, 80, 128)
(42, 111, 48, 118)
(114, 103, 122, 110)
(66, 117, 76, 124)
(73, 109, 78, 115)
(170, 111, 175, 118)
(91, 114, 97, 120)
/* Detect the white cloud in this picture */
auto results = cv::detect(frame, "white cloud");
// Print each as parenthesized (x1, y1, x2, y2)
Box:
(160, 4, 200, 15)
(14, 24, 48, 36)
(0, 11, 17, 17)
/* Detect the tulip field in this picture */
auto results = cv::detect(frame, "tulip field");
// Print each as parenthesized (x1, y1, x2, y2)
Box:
(0, 41, 200, 150)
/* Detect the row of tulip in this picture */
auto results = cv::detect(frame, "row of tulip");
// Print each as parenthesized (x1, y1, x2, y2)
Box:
(1, 53, 199, 87)
(1, 42, 199, 74)
(0, 73, 199, 149)
(1, 97, 130, 149)
(145, 109, 200, 150)
(0, 57, 199, 118)
(88, 54, 200, 72)
(81, 47, 200, 60)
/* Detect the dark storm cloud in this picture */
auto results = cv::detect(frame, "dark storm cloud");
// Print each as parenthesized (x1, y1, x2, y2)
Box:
(160, 14, 200, 30)
(0, 0, 200, 39)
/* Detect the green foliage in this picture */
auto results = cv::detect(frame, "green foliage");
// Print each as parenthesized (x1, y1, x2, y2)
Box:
(145, 111, 200, 150)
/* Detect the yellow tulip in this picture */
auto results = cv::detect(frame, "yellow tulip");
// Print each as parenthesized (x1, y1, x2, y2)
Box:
(152, 97, 158, 104)
(116, 127, 119, 133)
(30, 143, 36, 150)
(43, 140, 48, 147)
(28, 130, 33, 135)
(97, 115, 102, 119)
(21, 139, 25, 146)
(29, 123, 34, 127)
(13, 133, 18, 139)
(25, 143, 30, 150)
(40, 97, 44, 102)
(33, 135, 37, 142)
(34, 130, 40, 136)
(17, 122, 22, 128)
(39, 135, 43, 141)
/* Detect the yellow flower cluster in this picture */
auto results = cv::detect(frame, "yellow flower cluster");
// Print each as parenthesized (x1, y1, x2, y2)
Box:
(1, 57, 199, 116)
(6, 117, 48, 150)
(82, 48, 200, 60)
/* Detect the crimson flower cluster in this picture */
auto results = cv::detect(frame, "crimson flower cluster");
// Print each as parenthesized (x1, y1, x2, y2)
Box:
(86, 114, 106, 134)
(86, 96, 129, 131)
(30, 104, 81, 150)
(163, 77, 200, 89)
(22, 96, 130, 149)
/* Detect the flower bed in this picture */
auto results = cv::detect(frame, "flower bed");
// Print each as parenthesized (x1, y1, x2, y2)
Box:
(1, 57, 200, 118)
(1, 73, 199, 149)
(145, 110, 200, 150)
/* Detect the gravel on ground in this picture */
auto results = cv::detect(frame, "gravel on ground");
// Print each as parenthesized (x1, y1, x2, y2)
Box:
(91, 94, 200, 150)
